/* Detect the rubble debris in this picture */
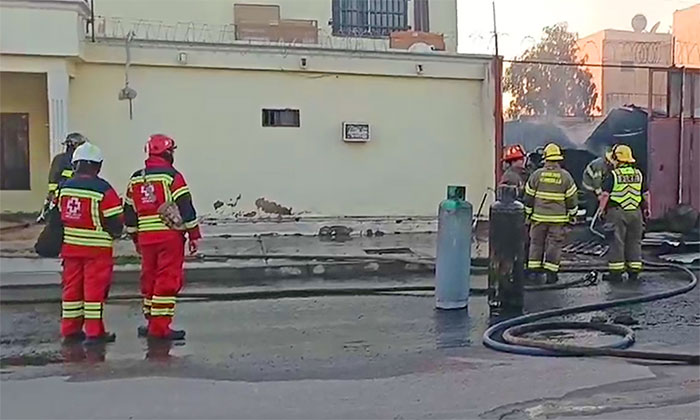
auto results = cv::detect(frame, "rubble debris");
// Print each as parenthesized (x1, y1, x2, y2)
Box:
(590, 314, 608, 323)
(612, 314, 638, 326)
(318, 225, 353, 240)
(255, 197, 292, 216)
(213, 200, 224, 210)
(562, 240, 609, 257)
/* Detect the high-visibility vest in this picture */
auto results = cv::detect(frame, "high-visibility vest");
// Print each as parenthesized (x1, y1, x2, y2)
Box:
(610, 166, 643, 210)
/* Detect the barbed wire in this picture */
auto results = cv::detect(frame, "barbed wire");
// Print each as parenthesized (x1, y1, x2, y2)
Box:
(92, 16, 458, 54)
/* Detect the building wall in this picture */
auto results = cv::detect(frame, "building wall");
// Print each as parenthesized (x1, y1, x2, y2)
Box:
(578, 30, 672, 114)
(0, 6, 84, 56)
(673, 4, 700, 68)
(68, 61, 492, 216)
(92, 0, 458, 52)
(0, 72, 50, 213)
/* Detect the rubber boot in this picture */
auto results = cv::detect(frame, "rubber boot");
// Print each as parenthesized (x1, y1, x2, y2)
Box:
(545, 271, 559, 284)
(627, 272, 639, 282)
(527, 270, 543, 284)
(84, 332, 116, 346)
(62, 331, 86, 344)
(148, 329, 186, 341)
(603, 272, 622, 283)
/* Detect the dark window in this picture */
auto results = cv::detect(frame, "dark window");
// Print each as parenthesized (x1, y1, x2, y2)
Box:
(262, 109, 300, 127)
(332, 0, 408, 38)
(414, 0, 429, 32)
(0, 113, 30, 190)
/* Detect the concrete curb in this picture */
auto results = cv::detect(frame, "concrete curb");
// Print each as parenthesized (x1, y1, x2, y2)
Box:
(0, 284, 490, 304)
(0, 259, 489, 289)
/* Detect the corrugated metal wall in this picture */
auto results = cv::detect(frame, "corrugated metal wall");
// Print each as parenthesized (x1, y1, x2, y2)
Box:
(648, 118, 700, 216)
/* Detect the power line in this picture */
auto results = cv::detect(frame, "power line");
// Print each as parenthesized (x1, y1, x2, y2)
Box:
(504, 58, 676, 70)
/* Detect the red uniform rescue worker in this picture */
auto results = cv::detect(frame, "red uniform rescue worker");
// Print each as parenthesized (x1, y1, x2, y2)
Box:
(523, 143, 578, 284)
(124, 134, 201, 340)
(500, 144, 528, 198)
(59, 143, 124, 344)
(598, 145, 650, 282)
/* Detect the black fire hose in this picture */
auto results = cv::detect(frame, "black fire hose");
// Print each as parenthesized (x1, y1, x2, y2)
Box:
(483, 260, 699, 364)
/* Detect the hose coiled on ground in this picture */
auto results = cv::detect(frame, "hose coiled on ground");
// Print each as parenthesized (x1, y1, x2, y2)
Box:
(483, 260, 699, 364)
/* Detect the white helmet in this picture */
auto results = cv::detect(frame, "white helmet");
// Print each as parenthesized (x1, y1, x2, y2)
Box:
(71, 143, 104, 164)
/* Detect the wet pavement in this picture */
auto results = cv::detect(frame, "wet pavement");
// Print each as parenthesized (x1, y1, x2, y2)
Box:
(1, 272, 699, 419)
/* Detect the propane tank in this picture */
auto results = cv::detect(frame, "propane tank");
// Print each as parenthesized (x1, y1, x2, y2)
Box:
(435, 185, 472, 310)
(488, 185, 525, 312)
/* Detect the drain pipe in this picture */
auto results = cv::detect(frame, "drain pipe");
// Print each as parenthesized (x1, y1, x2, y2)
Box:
(678, 67, 685, 205)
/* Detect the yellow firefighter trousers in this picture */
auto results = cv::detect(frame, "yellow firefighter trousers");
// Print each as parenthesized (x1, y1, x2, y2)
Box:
(606, 206, 643, 273)
(528, 222, 566, 273)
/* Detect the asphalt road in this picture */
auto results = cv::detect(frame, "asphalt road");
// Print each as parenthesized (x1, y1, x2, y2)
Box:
(1, 272, 699, 419)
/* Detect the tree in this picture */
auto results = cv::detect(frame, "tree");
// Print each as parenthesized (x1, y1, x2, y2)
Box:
(504, 23, 598, 119)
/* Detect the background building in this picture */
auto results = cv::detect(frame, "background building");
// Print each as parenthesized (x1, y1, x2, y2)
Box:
(578, 24, 673, 115)
(0, 0, 496, 217)
(673, 3, 700, 68)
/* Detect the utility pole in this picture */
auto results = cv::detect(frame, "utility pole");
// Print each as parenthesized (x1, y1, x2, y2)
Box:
(492, 0, 504, 184)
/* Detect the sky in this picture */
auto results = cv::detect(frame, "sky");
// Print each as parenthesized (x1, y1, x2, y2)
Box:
(457, 0, 697, 59)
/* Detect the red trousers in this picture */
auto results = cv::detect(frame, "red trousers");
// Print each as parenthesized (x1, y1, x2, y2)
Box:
(61, 255, 113, 338)
(140, 238, 185, 337)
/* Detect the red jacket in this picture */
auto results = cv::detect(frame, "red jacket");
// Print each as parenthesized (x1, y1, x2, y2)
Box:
(59, 174, 124, 257)
(124, 156, 201, 246)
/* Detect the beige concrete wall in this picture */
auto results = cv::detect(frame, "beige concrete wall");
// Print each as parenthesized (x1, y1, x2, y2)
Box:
(579, 29, 672, 114)
(0, 6, 83, 56)
(0, 72, 50, 213)
(93, 0, 458, 52)
(68, 63, 493, 216)
(673, 4, 700, 68)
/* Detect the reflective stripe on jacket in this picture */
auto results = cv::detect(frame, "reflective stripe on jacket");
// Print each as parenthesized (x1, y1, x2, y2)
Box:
(581, 157, 609, 196)
(48, 152, 74, 193)
(123, 156, 201, 245)
(610, 166, 643, 210)
(523, 164, 578, 223)
(59, 174, 124, 257)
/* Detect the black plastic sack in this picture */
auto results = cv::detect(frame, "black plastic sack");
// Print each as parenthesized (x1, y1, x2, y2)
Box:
(34, 207, 63, 258)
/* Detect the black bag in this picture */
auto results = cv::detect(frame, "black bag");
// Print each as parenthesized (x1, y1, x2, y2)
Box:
(34, 206, 63, 258)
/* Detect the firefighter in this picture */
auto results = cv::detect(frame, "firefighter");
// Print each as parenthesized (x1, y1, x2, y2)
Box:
(598, 145, 650, 282)
(124, 134, 201, 341)
(523, 143, 578, 284)
(500, 144, 528, 198)
(58, 143, 124, 345)
(38, 132, 89, 222)
(582, 146, 617, 217)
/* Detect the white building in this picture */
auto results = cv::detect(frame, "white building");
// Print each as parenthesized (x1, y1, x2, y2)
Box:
(0, 0, 497, 217)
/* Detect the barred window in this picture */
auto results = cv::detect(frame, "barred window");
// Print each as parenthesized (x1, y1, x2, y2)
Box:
(332, 0, 409, 38)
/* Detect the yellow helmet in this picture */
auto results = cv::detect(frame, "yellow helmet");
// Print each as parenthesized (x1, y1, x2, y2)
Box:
(613, 144, 636, 163)
(543, 143, 564, 161)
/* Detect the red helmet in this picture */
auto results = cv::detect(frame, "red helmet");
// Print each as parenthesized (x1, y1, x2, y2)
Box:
(146, 134, 176, 156)
(503, 144, 526, 162)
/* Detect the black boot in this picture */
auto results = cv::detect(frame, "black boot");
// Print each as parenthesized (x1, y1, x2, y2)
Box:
(137, 325, 149, 337)
(62, 331, 86, 344)
(627, 272, 639, 282)
(603, 272, 622, 283)
(545, 271, 559, 284)
(84, 332, 116, 346)
(148, 329, 186, 341)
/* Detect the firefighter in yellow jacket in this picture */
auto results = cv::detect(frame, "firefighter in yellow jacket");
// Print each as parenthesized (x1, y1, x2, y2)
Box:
(523, 143, 578, 284)
(598, 145, 650, 282)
